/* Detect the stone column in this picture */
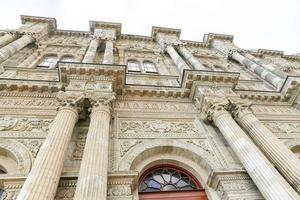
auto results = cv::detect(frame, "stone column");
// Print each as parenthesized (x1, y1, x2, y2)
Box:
(102, 39, 114, 64)
(230, 103, 300, 194)
(177, 44, 207, 70)
(82, 37, 100, 63)
(0, 35, 35, 64)
(0, 33, 18, 48)
(157, 34, 190, 75)
(17, 51, 40, 68)
(205, 102, 299, 200)
(212, 40, 284, 89)
(243, 53, 287, 79)
(73, 94, 114, 200)
(17, 92, 83, 200)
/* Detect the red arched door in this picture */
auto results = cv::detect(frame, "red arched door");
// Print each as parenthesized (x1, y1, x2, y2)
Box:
(139, 166, 207, 200)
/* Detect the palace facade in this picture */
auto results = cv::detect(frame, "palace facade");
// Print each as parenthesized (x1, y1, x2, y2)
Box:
(0, 15, 299, 200)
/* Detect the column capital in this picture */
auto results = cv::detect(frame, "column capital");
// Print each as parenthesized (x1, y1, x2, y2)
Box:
(225, 99, 253, 120)
(87, 92, 115, 113)
(156, 34, 182, 49)
(56, 91, 85, 113)
(201, 99, 229, 123)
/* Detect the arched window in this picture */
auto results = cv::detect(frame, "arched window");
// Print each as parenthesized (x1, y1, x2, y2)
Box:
(38, 55, 59, 68)
(139, 166, 200, 192)
(127, 60, 141, 72)
(143, 61, 157, 73)
(60, 56, 74, 62)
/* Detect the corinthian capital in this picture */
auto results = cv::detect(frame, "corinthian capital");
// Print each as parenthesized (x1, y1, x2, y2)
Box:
(225, 99, 253, 119)
(157, 34, 182, 49)
(201, 98, 229, 123)
(56, 91, 85, 111)
(86, 92, 116, 112)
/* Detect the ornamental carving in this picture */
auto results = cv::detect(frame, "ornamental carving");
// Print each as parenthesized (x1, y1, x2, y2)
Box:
(120, 140, 142, 157)
(119, 120, 202, 138)
(55, 187, 75, 200)
(115, 101, 194, 112)
(72, 129, 88, 160)
(18, 139, 43, 158)
(0, 117, 52, 132)
(263, 122, 300, 134)
(107, 185, 131, 196)
(0, 98, 59, 107)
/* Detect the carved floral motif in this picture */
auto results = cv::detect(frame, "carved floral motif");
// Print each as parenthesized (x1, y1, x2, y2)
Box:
(119, 120, 202, 138)
(263, 122, 300, 134)
(0, 117, 52, 132)
(107, 185, 131, 196)
(18, 139, 43, 158)
(120, 140, 142, 157)
(72, 130, 87, 160)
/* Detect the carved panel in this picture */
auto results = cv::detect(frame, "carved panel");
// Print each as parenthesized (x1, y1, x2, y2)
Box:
(115, 101, 196, 113)
(0, 117, 52, 132)
(72, 129, 88, 160)
(17, 139, 44, 158)
(118, 119, 205, 138)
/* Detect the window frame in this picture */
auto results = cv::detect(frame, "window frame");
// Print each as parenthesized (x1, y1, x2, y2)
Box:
(38, 55, 59, 68)
(143, 60, 158, 73)
(127, 59, 142, 72)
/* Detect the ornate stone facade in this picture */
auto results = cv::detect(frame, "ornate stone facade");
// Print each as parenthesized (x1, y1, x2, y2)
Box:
(0, 15, 299, 200)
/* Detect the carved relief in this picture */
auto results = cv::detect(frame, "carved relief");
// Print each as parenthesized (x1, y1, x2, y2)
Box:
(263, 122, 300, 134)
(0, 117, 52, 132)
(115, 101, 196, 113)
(120, 140, 142, 157)
(119, 120, 203, 138)
(17, 139, 43, 158)
(72, 129, 87, 160)
(107, 185, 131, 197)
(0, 98, 59, 107)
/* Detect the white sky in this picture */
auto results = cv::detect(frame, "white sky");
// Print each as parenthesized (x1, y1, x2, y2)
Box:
(1, 0, 299, 54)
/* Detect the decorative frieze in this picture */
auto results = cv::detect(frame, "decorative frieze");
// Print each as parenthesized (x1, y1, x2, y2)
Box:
(0, 117, 52, 132)
(115, 101, 196, 113)
(17, 139, 44, 158)
(119, 119, 204, 138)
(263, 121, 300, 134)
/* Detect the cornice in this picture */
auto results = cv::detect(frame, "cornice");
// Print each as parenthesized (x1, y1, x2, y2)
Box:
(89, 21, 121, 36)
(203, 33, 234, 45)
(0, 80, 62, 93)
(54, 29, 89, 37)
(151, 26, 181, 39)
(20, 15, 57, 32)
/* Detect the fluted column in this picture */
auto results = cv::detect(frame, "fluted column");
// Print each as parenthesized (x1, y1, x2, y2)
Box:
(166, 45, 189, 75)
(82, 38, 99, 63)
(17, 92, 83, 200)
(73, 94, 115, 200)
(230, 103, 300, 194)
(17, 51, 40, 68)
(205, 103, 299, 200)
(157, 34, 190, 75)
(102, 39, 114, 64)
(0, 35, 35, 64)
(177, 44, 207, 70)
(243, 53, 287, 79)
(0, 33, 18, 48)
(212, 40, 284, 89)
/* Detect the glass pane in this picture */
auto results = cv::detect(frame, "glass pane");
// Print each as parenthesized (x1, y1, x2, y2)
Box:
(139, 167, 198, 193)
(162, 184, 177, 191)
(153, 175, 165, 184)
(143, 61, 157, 73)
(127, 60, 141, 72)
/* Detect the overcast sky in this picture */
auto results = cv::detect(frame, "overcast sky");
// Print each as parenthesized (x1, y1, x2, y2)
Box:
(1, 0, 299, 54)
